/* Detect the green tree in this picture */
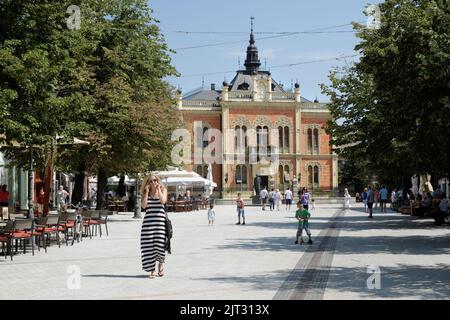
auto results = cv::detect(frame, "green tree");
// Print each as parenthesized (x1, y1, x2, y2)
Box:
(322, 0, 450, 188)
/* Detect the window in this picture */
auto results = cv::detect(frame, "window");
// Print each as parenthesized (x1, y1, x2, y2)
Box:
(308, 166, 313, 187)
(203, 127, 209, 148)
(242, 126, 248, 148)
(242, 165, 247, 184)
(279, 165, 284, 184)
(307, 128, 313, 153)
(313, 128, 319, 154)
(307, 165, 320, 188)
(237, 82, 249, 90)
(284, 127, 289, 152)
(235, 125, 241, 151)
(278, 126, 283, 151)
(314, 166, 319, 186)
(284, 165, 290, 182)
(235, 165, 242, 184)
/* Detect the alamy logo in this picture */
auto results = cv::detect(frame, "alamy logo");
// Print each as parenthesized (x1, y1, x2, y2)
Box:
(365, 4, 381, 30)
(366, 265, 381, 289)
(66, 265, 81, 290)
(66, 5, 81, 30)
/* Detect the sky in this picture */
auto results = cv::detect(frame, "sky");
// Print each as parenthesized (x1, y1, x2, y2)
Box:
(149, 0, 383, 102)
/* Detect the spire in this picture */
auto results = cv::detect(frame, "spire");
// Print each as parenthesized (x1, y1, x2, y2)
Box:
(244, 17, 261, 75)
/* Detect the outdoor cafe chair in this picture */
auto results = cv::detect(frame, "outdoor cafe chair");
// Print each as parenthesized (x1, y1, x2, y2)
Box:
(9, 219, 35, 258)
(58, 212, 79, 246)
(97, 211, 110, 236)
(81, 211, 98, 239)
(36, 215, 61, 248)
(0, 220, 15, 260)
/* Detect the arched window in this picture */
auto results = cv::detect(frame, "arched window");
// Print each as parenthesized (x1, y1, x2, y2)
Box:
(284, 126, 289, 152)
(203, 126, 209, 148)
(308, 165, 313, 187)
(235, 125, 240, 151)
(242, 165, 247, 184)
(235, 165, 242, 184)
(313, 128, 319, 154)
(263, 126, 269, 146)
(314, 165, 319, 186)
(278, 126, 283, 151)
(279, 165, 284, 184)
(284, 165, 290, 183)
(307, 128, 313, 153)
(242, 126, 248, 148)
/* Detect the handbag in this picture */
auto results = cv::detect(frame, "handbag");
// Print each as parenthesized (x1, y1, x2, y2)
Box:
(165, 213, 173, 254)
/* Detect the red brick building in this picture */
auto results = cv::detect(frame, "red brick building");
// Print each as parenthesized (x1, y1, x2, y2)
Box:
(176, 29, 338, 198)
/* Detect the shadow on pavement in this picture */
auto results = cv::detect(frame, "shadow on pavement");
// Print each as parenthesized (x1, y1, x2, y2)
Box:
(324, 263, 450, 299)
(83, 274, 149, 279)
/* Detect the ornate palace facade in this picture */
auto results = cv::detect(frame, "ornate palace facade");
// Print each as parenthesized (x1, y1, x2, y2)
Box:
(176, 29, 338, 197)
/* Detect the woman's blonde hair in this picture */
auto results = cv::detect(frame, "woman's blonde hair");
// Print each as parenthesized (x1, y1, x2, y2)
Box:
(140, 173, 161, 195)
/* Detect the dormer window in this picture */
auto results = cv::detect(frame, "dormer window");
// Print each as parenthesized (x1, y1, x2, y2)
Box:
(237, 82, 250, 90)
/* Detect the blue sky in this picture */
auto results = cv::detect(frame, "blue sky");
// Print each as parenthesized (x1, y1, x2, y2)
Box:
(149, 0, 382, 101)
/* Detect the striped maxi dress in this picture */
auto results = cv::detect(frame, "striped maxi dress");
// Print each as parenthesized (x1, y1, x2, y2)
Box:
(140, 197, 167, 272)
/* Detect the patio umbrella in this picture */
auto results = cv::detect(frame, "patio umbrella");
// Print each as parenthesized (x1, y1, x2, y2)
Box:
(411, 175, 419, 196)
(206, 164, 215, 195)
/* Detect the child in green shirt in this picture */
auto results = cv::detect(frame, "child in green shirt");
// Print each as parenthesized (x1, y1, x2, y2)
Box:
(295, 201, 313, 244)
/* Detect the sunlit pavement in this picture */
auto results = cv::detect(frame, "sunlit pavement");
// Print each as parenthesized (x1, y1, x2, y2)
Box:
(1, 202, 448, 300)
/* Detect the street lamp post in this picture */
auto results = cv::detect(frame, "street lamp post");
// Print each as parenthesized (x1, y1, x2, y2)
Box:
(133, 175, 141, 219)
(28, 146, 34, 219)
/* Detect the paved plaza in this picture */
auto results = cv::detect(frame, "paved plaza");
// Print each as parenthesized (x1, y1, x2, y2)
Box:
(1, 202, 449, 300)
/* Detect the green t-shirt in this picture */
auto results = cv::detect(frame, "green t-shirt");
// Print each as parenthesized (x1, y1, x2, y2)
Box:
(295, 208, 310, 227)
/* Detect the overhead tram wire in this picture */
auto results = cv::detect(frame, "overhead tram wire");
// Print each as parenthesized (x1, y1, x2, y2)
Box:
(173, 22, 363, 51)
(180, 54, 360, 78)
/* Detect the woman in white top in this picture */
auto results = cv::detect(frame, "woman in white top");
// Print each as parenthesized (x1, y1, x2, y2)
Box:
(344, 188, 351, 209)
(274, 189, 282, 212)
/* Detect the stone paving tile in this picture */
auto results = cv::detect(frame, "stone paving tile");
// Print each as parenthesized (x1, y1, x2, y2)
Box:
(1, 203, 448, 300)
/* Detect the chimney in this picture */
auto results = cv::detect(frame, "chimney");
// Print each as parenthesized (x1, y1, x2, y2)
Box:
(211, 83, 216, 91)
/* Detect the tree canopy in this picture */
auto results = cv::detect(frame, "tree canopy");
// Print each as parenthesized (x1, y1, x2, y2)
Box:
(322, 0, 450, 185)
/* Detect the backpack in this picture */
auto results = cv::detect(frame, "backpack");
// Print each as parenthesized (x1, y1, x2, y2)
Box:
(165, 214, 173, 254)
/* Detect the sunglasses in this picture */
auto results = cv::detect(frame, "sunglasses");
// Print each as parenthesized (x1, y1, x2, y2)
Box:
(150, 179, 158, 182)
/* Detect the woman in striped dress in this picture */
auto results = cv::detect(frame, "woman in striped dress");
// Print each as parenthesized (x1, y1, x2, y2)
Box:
(140, 174, 168, 279)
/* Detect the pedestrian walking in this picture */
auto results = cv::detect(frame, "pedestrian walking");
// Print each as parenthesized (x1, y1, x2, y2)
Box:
(344, 188, 351, 209)
(56, 185, 69, 212)
(367, 186, 375, 218)
(374, 188, 380, 209)
(274, 189, 282, 212)
(269, 188, 275, 211)
(300, 188, 311, 210)
(380, 185, 388, 213)
(236, 193, 245, 225)
(207, 203, 216, 225)
(285, 188, 293, 211)
(295, 201, 313, 245)
(140, 174, 168, 279)
(260, 187, 268, 211)
(362, 188, 368, 213)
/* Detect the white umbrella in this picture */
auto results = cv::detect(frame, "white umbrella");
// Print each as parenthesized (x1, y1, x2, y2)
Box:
(411, 175, 419, 196)
(206, 164, 215, 195)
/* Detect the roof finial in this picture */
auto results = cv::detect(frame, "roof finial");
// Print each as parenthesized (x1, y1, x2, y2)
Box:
(238, 56, 241, 68)
(264, 57, 267, 69)
(251, 16, 254, 34)
(202, 76, 205, 88)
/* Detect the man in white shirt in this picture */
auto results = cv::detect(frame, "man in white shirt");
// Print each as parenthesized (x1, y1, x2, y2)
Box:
(285, 188, 293, 211)
(260, 187, 268, 211)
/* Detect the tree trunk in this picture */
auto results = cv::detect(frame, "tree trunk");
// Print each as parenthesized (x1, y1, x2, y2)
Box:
(117, 174, 126, 197)
(96, 167, 108, 210)
(72, 162, 86, 206)
(43, 161, 53, 216)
